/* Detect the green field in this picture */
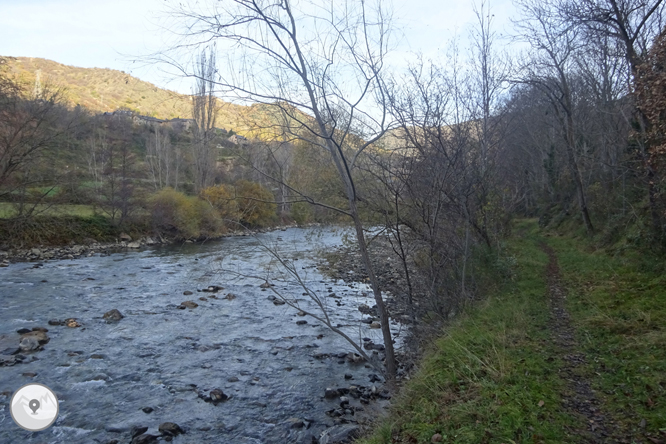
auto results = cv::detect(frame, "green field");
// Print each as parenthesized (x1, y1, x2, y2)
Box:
(0, 203, 98, 219)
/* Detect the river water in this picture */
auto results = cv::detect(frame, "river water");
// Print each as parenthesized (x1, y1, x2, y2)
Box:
(0, 227, 400, 443)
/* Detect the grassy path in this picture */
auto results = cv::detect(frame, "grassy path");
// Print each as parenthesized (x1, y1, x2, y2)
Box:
(358, 220, 666, 444)
(541, 243, 614, 442)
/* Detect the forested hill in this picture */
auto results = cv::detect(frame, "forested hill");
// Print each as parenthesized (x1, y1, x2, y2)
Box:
(1, 56, 280, 137)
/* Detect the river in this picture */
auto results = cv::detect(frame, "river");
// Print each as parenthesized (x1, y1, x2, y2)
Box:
(0, 227, 400, 443)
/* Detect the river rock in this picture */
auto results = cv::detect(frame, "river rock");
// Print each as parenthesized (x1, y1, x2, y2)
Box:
(183, 290, 193, 295)
(369, 322, 381, 329)
(141, 407, 153, 414)
(127, 242, 141, 249)
(273, 299, 286, 306)
(224, 293, 237, 300)
(21, 330, 49, 344)
(19, 336, 41, 352)
(48, 319, 65, 326)
(202, 285, 223, 293)
(358, 304, 375, 315)
(259, 282, 273, 289)
(209, 388, 228, 404)
(286, 417, 305, 429)
(66, 318, 81, 328)
(181, 301, 198, 309)
(16, 328, 32, 335)
(103, 309, 124, 322)
(32, 327, 48, 332)
(296, 320, 307, 325)
(131, 434, 158, 444)
(158, 422, 184, 437)
(130, 425, 148, 438)
(119, 233, 132, 242)
(324, 388, 339, 399)
(319, 424, 360, 444)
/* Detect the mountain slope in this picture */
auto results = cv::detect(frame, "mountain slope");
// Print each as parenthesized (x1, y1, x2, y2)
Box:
(1, 56, 288, 137)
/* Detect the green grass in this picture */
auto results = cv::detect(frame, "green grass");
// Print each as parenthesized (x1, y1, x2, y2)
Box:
(548, 234, 666, 438)
(358, 219, 666, 443)
(0, 203, 97, 218)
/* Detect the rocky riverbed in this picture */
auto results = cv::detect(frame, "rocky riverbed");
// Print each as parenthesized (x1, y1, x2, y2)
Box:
(0, 227, 403, 443)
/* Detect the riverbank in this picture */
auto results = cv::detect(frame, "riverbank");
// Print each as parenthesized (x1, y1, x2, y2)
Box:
(0, 217, 303, 265)
(356, 219, 666, 444)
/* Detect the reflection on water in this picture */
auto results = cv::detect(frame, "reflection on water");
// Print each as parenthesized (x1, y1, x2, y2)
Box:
(0, 227, 400, 443)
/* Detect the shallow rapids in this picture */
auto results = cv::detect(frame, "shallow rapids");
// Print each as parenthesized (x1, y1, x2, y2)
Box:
(0, 227, 401, 443)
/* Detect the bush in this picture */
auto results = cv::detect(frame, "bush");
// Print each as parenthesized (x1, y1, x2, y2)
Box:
(290, 201, 313, 225)
(200, 184, 240, 225)
(149, 188, 222, 239)
(233, 180, 277, 227)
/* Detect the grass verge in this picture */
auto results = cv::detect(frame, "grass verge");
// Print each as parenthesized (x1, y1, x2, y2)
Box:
(358, 219, 666, 443)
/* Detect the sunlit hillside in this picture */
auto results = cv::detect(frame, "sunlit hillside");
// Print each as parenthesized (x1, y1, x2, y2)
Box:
(1, 56, 298, 138)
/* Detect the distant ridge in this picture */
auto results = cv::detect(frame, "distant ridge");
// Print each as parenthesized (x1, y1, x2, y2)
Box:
(0, 56, 290, 138)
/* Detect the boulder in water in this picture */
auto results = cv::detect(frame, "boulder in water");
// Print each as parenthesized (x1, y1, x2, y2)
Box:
(66, 318, 81, 328)
(19, 336, 40, 352)
(181, 301, 198, 309)
(103, 309, 124, 322)
(319, 424, 360, 444)
(209, 388, 228, 405)
(158, 422, 184, 437)
(131, 434, 158, 444)
(130, 425, 148, 438)
(21, 330, 49, 344)
(201, 285, 223, 293)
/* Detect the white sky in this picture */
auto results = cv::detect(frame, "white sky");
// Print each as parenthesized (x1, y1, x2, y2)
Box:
(0, 0, 518, 94)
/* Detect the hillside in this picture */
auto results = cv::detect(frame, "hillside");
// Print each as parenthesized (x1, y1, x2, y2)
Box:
(1, 56, 290, 138)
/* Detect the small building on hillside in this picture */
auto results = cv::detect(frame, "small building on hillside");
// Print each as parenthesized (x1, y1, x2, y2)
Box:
(133, 115, 165, 126)
(167, 118, 193, 132)
(228, 134, 249, 145)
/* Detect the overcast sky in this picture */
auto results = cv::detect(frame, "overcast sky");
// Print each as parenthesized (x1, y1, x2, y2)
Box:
(0, 0, 518, 94)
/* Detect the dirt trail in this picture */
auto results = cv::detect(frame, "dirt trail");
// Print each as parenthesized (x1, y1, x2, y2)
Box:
(541, 243, 625, 444)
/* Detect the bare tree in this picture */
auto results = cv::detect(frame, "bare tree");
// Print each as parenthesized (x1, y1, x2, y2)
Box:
(163, 0, 398, 380)
(514, 0, 595, 233)
(147, 124, 181, 190)
(0, 64, 67, 206)
(561, 0, 665, 77)
(561, 0, 666, 234)
(191, 46, 218, 193)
